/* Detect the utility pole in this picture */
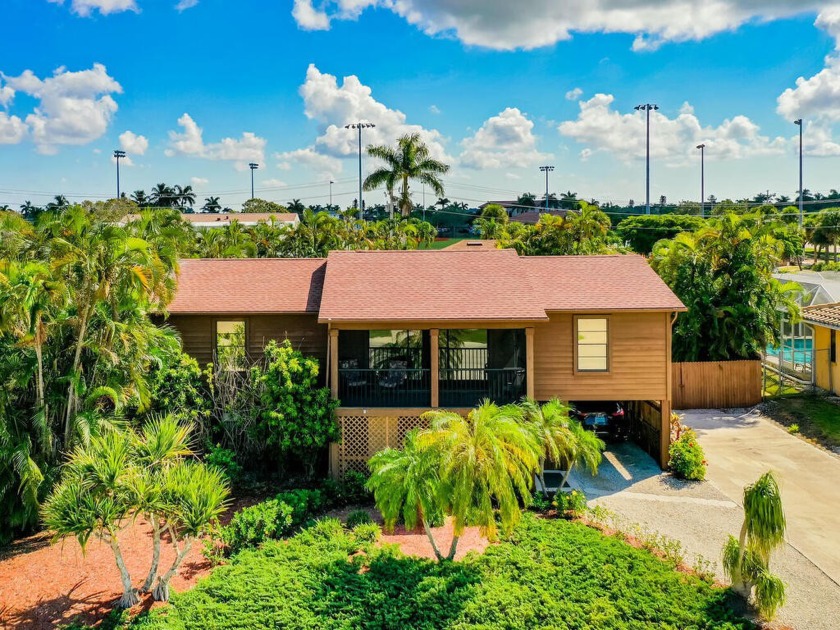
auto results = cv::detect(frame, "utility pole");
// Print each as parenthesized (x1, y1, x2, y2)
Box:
(345, 122, 376, 218)
(329, 180, 334, 210)
(635, 103, 659, 214)
(249, 163, 259, 200)
(113, 150, 126, 199)
(696, 144, 706, 218)
(539, 165, 554, 212)
(795, 118, 804, 227)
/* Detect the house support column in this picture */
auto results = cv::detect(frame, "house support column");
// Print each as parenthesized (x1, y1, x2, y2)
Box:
(430, 329, 439, 408)
(659, 399, 671, 469)
(525, 327, 535, 399)
(329, 328, 339, 478)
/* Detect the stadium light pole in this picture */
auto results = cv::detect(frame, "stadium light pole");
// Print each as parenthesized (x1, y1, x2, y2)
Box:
(113, 150, 126, 199)
(345, 122, 376, 217)
(635, 103, 659, 214)
(329, 180, 334, 210)
(696, 144, 706, 218)
(249, 163, 259, 200)
(795, 118, 803, 227)
(539, 165, 555, 212)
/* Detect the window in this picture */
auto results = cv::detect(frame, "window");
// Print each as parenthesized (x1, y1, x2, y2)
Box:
(832, 329, 837, 364)
(216, 320, 246, 370)
(576, 317, 609, 372)
(369, 330, 422, 369)
(439, 329, 487, 371)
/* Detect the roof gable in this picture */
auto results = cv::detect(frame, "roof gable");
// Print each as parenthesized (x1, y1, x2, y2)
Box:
(802, 302, 840, 330)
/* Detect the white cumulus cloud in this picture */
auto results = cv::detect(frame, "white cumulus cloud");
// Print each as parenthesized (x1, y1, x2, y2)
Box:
(119, 130, 148, 155)
(190, 176, 209, 187)
(290, 1, 823, 51)
(460, 107, 548, 169)
(565, 87, 583, 101)
(166, 113, 266, 170)
(48, 0, 138, 16)
(275, 148, 343, 181)
(559, 94, 787, 164)
(0, 113, 27, 144)
(299, 64, 450, 162)
(3, 63, 122, 154)
(175, 0, 199, 11)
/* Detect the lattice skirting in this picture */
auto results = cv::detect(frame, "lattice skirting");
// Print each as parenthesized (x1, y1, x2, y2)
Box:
(334, 413, 427, 477)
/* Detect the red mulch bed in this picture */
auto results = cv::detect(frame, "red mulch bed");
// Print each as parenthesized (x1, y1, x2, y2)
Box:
(0, 497, 259, 630)
(0, 502, 491, 629)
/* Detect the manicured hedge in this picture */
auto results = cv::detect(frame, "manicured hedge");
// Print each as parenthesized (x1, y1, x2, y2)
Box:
(124, 514, 752, 629)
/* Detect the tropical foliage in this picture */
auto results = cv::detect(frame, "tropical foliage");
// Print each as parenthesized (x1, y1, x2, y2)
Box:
(367, 399, 604, 562)
(652, 214, 802, 361)
(41, 416, 230, 606)
(722, 471, 787, 620)
(118, 513, 752, 629)
(616, 214, 707, 255)
(0, 206, 186, 542)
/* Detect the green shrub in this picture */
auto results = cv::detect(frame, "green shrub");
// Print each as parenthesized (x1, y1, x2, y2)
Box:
(224, 499, 294, 553)
(530, 491, 552, 513)
(251, 340, 340, 477)
(346, 509, 373, 528)
(787, 423, 800, 434)
(206, 444, 242, 482)
(553, 489, 587, 518)
(669, 428, 707, 481)
(275, 488, 325, 527)
(352, 521, 381, 543)
(131, 513, 752, 630)
(323, 470, 373, 506)
(145, 350, 211, 424)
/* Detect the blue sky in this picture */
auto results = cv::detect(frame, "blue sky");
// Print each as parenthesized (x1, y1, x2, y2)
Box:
(2, 0, 840, 211)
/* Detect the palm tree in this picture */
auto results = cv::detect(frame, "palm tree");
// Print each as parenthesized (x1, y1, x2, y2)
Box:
(202, 196, 221, 213)
(516, 193, 537, 211)
(150, 183, 175, 208)
(418, 401, 541, 559)
(559, 191, 579, 210)
(45, 195, 69, 212)
(287, 199, 306, 215)
(723, 471, 786, 619)
(175, 185, 196, 211)
(436, 197, 450, 211)
(557, 418, 604, 491)
(131, 190, 149, 206)
(367, 431, 446, 559)
(521, 398, 574, 496)
(364, 133, 450, 217)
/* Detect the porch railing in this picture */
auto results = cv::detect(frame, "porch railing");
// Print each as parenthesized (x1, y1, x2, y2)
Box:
(438, 367, 526, 408)
(338, 367, 431, 408)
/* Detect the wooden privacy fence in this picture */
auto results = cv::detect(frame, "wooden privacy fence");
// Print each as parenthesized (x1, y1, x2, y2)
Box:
(673, 360, 762, 409)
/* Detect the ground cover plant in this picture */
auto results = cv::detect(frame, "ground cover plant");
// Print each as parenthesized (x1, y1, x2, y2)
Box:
(111, 513, 753, 630)
(761, 395, 840, 449)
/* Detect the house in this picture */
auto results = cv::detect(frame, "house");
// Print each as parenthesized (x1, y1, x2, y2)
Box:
(510, 209, 572, 225)
(801, 303, 840, 395)
(163, 249, 685, 475)
(124, 212, 300, 229)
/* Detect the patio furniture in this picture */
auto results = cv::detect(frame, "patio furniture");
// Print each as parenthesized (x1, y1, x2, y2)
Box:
(378, 360, 408, 389)
(339, 359, 368, 388)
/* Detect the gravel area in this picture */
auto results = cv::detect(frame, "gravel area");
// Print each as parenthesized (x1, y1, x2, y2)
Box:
(571, 441, 840, 630)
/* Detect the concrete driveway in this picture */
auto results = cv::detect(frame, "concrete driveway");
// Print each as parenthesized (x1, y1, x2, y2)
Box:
(571, 428, 840, 630)
(685, 408, 840, 586)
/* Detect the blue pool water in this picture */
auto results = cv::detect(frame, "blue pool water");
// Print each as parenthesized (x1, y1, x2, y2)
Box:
(766, 338, 813, 367)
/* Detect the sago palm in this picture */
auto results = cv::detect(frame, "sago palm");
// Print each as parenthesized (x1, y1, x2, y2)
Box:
(364, 133, 449, 217)
(419, 401, 541, 559)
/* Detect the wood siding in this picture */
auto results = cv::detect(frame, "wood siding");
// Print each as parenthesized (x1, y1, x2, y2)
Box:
(533, 312, 670, 402)
(166, 313, 328, 370)
(672, 360, 762, 409)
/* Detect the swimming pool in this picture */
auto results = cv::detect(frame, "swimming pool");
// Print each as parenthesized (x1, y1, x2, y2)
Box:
(766, 338, 813, 367)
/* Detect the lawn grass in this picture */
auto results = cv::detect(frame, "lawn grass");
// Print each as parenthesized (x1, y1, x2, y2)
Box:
(106, 514, 751, 630)
(762, 394, 840, 448)
(421, 238, 467, 250)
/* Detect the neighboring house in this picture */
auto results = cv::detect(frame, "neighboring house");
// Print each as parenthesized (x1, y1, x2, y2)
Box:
(163, 250, 685, 475)
(510, 210, 572, 225)
(124, 212, 300, 229)
(802, 303, 840, 395)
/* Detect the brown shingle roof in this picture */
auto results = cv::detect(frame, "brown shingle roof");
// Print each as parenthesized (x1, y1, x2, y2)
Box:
(522, 254, 686, 312)
(318, 250, 549, 323)
(510, 210, 571, 225)
(167, 258, 325, 314)
(802, 303, 840, 330)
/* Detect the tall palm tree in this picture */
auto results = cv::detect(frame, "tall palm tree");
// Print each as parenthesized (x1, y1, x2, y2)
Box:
(175, 185, 196, 211)
(202, 196, 221, 213)
(364, 133, 450, 217)
(418, 401, 540, 559)
(45, 195, 69, 212)
(557, 419, 604, 490)
(287, 199, 306, 215)
(131, 190, 149, 206)
(150, 183, 175, 208)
